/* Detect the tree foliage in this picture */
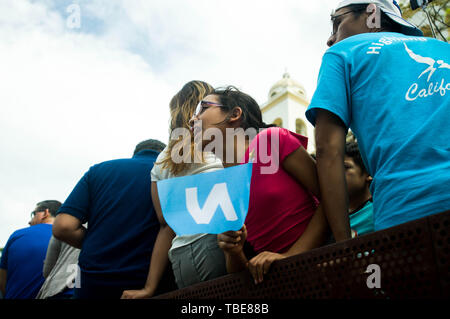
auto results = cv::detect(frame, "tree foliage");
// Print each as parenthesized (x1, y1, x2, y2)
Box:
(398, 0, 450, 41)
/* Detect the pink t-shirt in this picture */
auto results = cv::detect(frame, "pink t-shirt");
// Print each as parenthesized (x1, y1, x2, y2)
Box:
(243, 127, 318, 254)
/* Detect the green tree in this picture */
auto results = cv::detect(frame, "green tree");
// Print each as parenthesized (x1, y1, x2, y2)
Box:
(399, 0, 450, 41)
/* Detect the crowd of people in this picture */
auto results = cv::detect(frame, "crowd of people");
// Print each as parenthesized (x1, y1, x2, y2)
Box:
(0, 0, 448, 299)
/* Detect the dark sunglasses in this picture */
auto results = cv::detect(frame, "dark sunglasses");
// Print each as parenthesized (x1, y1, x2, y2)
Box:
(330, 8, 366, 36)
(30, 209, 45, 218)
(194, 100, 225, 116)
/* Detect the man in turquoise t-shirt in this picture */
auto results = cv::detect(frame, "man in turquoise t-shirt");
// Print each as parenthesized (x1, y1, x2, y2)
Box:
(345, 141, 374, 236)
(306, 0, 450, 241)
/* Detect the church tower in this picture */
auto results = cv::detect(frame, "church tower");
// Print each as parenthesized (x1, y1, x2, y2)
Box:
(260, 72, 315, 153)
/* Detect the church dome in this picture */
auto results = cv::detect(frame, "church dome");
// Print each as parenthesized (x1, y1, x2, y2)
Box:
(268, 72, 307, 100)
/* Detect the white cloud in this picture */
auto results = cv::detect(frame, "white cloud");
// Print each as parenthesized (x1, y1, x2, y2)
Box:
(83, 0, 338, 101)
(0, 0, 174, 246)
(0, 0, 338, 247)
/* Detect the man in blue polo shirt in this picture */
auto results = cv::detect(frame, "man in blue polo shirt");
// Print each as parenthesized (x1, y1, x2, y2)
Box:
(0, 200, 61, 299)
(306, 0, 450, 241)
(52, 139, 167, 299)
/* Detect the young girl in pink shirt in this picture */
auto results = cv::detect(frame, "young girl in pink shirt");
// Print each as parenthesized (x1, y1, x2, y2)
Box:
(191, 86, 330, 284)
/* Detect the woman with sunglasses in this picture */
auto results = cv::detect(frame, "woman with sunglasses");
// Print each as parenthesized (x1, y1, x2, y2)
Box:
(121, 81, 227, 299)
(192, 86, 330, 285)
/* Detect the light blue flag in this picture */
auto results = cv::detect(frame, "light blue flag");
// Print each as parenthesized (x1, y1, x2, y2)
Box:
(157, 163, 253, 235)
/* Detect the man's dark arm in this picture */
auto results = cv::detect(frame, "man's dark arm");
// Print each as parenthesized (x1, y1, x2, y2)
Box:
(315, 109, 351, 242)
(52, 213, 86, 249)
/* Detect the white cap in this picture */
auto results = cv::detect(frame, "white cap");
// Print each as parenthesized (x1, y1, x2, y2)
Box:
(336, 0, 423, 36)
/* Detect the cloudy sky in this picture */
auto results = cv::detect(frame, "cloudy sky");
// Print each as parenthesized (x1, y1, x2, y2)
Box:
(0, 0, 338, 247)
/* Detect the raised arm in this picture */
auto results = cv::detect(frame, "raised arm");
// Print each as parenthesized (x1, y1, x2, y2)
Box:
(121, 181, 175, 299)
(315, 109, 351, 242)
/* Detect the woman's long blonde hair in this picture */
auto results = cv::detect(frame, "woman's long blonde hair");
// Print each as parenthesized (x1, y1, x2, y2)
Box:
(158, 80, 214, 176)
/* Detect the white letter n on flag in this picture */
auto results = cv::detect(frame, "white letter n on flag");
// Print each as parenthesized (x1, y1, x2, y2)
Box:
(185, 183, 238, 224)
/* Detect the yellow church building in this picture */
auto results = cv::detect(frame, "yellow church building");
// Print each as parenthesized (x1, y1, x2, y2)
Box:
(260, 72, 316, 154)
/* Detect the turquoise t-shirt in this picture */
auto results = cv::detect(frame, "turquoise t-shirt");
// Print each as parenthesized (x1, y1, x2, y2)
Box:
(306, 32, 450, 231)
(350, 200, 374, 236)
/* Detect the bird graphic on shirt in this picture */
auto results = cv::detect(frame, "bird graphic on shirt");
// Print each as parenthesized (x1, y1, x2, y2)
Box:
(404, 42, 449, 82)
(437, 60, 450, 70)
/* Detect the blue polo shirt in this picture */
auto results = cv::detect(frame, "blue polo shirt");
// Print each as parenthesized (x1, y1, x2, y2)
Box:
(0, 224, 52, 299)
(58, 150, 160, 282)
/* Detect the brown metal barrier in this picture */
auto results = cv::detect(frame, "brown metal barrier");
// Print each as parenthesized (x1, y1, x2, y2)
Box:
(154, 210, 449, 299)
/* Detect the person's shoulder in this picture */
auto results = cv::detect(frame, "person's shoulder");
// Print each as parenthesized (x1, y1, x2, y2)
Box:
(365, 199, 374, 209)
(91, 150, 162, 171)
(155, 147, 169, 161)
(202, 152, 223, 165)
(324, 34, 368, 52)
(152, 148, 170, 169)
(31, 223, 53, 233)
(90, 157, 136, 172)
(344, 32, 389, 43)
(256, 126, 285, 138)
(8, 226, 29, 239)
(416, 35, 450, 50)
(2, 227, 31, 255)
(257, 126, 305, 140)
(330, 32, 431, 51)
(252, 127, 279, 144)
(88, 159, 117, 171)
(254, 127, 308, 149)
(7, 225, 48, 241)
(325, 32, 392, 54)
(353, 199, 374, 216)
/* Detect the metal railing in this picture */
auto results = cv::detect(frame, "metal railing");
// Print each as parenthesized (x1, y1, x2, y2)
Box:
(154, 210, 449, 299)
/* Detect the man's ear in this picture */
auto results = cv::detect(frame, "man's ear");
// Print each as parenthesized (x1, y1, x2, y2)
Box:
(42, 208, 50, 219)
(228, 106, 243, 125)
(366, 175, 373, 185)
(366, 3, 382, 32)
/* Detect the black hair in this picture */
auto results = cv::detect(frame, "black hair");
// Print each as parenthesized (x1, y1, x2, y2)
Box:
(36, 200, 62, 217)
(344, 4, 403, 33)
(345, 141, 368, 175)
(133, 139, 166, 156)
(212, 86, 274, 130)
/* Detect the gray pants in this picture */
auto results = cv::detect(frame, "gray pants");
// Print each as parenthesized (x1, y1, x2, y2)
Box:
(168, 234, 227, 289)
